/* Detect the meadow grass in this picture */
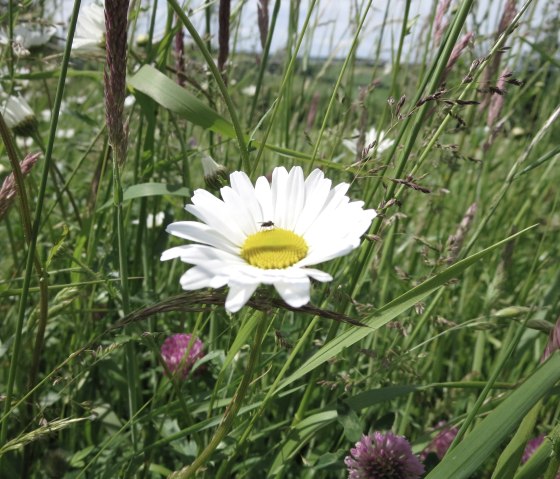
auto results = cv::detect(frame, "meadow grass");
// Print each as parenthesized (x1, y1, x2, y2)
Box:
(0, 0, 559, 477)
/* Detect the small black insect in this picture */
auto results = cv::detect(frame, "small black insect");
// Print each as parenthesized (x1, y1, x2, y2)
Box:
(259, 221, 275, 229)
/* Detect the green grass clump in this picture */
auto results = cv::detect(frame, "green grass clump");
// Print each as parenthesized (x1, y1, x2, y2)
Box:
(0, 0, 559, 477)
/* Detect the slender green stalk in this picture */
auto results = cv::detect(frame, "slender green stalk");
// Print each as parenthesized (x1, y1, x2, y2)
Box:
(249, 0, 281, 124)
(169, 313, 268, 479)
(309, 0, 374, 169)
(167, 0, 249, 170)
(449, 314, 531, 450)
(251, 0, 318, 175)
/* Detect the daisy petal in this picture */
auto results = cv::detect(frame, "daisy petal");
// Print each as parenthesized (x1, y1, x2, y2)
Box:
(274, 277, 311, 308)
(180, 267, 227, 290)
(225, 282, 259, 313)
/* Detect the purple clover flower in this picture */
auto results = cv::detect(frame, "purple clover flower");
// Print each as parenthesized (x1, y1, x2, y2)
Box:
(344, 431, 425, 479)
(421, 423, 458, 460)
(522, 435, 545, 464)
(160, 333, 204, 378)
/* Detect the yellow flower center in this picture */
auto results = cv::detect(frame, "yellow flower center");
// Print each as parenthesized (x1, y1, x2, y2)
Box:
(241, 228, 308, 269)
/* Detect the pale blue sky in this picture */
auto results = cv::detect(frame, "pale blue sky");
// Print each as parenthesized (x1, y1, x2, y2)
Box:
(53, 0, 549, 61)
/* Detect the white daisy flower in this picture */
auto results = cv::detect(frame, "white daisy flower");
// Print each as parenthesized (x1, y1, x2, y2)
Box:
(161, 166, 376, 313)
(72, 2, 106, 53)
(343, 127, 394, 158)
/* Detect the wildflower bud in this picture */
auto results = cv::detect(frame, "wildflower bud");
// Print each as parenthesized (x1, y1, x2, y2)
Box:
(541, 316, 560, 363)
(160, 333, 205, 378)
(0, 152, 40, 220)
(201, 155, 228, 190)
(1, 95, 38, 137)
(345, 431, 424, 479)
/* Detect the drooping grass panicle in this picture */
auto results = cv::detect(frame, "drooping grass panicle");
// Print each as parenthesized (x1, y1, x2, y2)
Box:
(104, 0, 129, 167)
(478, 0, 517, 110)
(487, 68, 510, 129)
(0, 152, 40, 220)
(433, 0, 451, 47)
(445, 32, 474, 74)
(446, 202, 477, 263)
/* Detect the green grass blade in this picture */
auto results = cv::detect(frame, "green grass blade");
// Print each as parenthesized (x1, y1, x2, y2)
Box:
(426, 353, 560, 479)
(276, 225, 537, 393)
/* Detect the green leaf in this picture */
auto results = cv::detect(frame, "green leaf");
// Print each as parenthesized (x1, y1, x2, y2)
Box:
(491, 402, 542, 479)
(122, 182, 190, 201)
(275, 225, 537, 394)
(128, 65, 236, 138)
(345, 385, 419, 410)
(97, 182, 191, 211)
(268, 410, 338, 477)
(426, 352, 560, 479)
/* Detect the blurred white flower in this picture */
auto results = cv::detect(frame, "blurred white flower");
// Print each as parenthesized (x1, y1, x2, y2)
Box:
(241, 85, 257, 97)
(1, 95, 37, 136)
(72, 2, 105, 53)
(40, 109, 51, 122)
(56, 128, 76, 139)
(0, 23, 57, 56)
(133, 212, 165, 229)
(343, 127, 394, 159)
(161, 166, 376, 313)
(124, 95, 136, 108)
(16, 136, 33, 149)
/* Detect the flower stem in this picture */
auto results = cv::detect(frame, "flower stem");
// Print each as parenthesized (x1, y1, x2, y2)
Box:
(169, 312, 268, 479)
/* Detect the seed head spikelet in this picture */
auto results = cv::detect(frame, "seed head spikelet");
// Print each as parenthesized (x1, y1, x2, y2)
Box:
(104, 0, 129, 166)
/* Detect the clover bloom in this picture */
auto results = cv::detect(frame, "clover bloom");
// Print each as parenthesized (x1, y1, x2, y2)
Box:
(345, 432, 425, 479)
(160, 333, 204, 378)
(421, 423, 458, 460)
(161, 166, 376, 312)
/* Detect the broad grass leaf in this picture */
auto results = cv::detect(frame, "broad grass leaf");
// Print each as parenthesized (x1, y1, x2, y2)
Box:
(491, 401, 542, 479)
(128, 65, 236, 137)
